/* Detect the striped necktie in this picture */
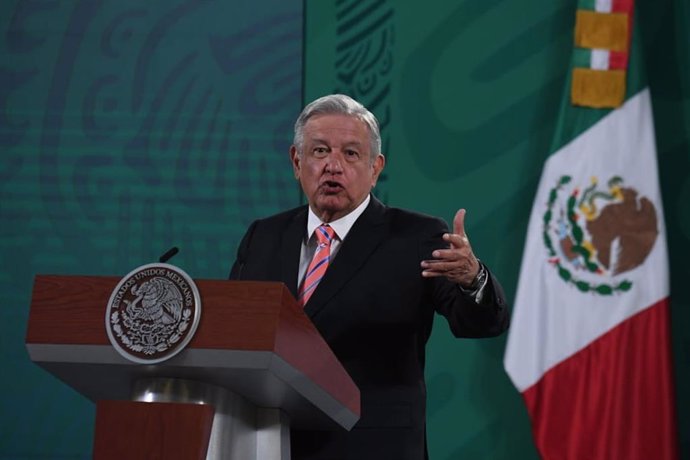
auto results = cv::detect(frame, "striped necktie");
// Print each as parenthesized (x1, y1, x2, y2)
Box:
(298, 224, 336, 307)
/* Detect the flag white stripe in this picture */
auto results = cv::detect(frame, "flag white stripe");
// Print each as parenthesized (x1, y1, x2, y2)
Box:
(595, 0, 613, 13)
(590, 49, 611, 70)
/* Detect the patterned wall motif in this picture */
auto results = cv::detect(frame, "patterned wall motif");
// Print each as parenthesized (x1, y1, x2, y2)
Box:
(1, 1, 303, 457)
(333, 0, 394, 203)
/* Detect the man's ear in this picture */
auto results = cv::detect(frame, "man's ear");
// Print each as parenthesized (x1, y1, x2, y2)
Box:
(371, 153, 386, 187)
(290, 145, 300, 179)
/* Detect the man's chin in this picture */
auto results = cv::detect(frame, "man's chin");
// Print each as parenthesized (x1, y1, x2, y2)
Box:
(312, 197, 352, 221)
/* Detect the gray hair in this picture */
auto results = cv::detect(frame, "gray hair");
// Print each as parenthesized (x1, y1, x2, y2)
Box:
(293, 94, 382, 162)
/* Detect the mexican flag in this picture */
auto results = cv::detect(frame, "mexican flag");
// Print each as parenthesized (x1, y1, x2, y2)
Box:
(503, 2, 679, 459)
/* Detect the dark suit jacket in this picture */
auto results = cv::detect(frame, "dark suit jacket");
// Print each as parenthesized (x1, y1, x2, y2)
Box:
(229, 196, 509, 460)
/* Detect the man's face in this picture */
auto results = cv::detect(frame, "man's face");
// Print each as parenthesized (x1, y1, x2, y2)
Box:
(290, 114, 385, 223)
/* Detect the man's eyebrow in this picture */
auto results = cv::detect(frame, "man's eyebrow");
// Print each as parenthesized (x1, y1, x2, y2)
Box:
(308, 138, 364, 147)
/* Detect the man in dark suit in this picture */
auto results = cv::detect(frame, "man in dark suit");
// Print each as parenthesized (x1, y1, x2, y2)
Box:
(230, 94, 509, 459)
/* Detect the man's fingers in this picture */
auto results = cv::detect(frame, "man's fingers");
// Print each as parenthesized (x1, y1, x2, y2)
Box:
(421, 260, 456, 272)
(420, 258, 478, 281)
(453, 209, 467, 237)
(421, 262, 454, 277)
(422, 258, 473, 269)
(430, 248, 464, 260)
(443, 232, 469, 250)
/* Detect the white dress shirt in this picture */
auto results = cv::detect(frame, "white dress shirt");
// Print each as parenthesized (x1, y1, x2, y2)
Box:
(297, 195, 371, 287)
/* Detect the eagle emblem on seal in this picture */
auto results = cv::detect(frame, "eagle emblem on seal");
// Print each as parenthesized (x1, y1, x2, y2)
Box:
(543, 175, 658, 295)
(105, 263, 201, 364)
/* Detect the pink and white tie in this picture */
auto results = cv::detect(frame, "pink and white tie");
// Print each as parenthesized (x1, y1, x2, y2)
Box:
(298, 224, 336, 307)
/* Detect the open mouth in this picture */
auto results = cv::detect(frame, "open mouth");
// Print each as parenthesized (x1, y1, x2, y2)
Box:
(321, 180, 344, 193)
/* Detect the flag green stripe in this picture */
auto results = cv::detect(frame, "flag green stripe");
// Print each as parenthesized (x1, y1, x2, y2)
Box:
(578, 0, 597, 10)
(573, 48, 593, 68)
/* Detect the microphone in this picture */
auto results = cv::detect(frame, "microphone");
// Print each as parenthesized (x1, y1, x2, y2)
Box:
(159, 247, 179, 263)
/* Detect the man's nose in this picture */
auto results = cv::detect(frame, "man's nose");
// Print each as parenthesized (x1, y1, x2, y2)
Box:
(324, 152, 344, 173)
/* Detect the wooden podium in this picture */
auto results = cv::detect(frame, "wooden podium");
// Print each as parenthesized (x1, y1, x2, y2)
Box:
(26, 275, 360, 460)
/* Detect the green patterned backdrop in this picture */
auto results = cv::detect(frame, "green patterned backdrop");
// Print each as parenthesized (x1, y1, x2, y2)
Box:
(1, 0, 303, 457)
(305, 1, 688, 459)
(1, 0, 688, 458)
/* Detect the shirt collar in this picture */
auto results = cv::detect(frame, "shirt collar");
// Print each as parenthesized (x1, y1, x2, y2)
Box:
(306, 194, 371, 242)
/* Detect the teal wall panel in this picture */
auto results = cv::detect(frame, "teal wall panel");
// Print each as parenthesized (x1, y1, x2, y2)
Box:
(1, 0, 303, 457)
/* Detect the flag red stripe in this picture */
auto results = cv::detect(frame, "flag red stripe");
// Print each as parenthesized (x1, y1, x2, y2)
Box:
(522, 298, 679, 460)
(609, 51, 629, 69)
(613, 0, 634, 14)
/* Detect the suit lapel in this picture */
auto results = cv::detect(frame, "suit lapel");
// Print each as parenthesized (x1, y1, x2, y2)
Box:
(304, 197, 388, 318)
(281, 207, 307, 298)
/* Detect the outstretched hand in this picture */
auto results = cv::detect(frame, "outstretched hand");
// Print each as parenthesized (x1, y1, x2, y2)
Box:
(421, 209, 480, 287)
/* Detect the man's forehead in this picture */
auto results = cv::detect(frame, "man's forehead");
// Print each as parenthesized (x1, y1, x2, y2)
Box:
(304, 115, 368, 137)
(305, 113, 366, 128)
